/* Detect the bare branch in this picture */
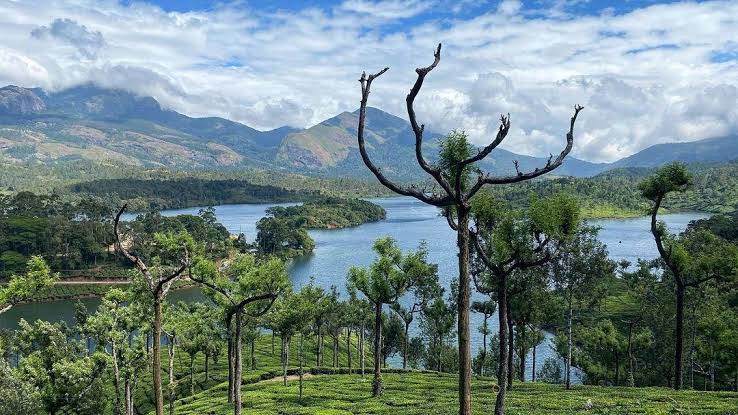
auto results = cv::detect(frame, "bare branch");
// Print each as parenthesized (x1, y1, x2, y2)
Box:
(114, 205, 153, 289)
(459, 114, 511, 167)
(466, 104, 584, 198)
(445, 210, 459, 231)
(357, 66, 452, 207)
(402, 43, 455, 197)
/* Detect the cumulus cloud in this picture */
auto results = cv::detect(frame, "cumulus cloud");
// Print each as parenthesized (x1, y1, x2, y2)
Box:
(31, 18, 106, 59)
(0, 0, 736, 162)
(339, 0, 434, 19)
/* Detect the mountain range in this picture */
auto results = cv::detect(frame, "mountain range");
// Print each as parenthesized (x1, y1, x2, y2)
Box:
(0, 84, 736, 180)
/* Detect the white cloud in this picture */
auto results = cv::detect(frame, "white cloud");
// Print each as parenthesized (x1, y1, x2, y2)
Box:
(339, 0, 434, 19)
(497, 0, 522, 16)
(0, 0, 736, 161)
(31, 18, 106, 59)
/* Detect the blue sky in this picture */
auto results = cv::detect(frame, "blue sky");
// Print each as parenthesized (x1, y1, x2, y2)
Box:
(0, 0, 736, 162)
(137, 0, 707, 17)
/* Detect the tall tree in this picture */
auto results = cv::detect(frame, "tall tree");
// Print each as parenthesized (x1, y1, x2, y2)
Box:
(190, 254, 289, 415)
(470, 192, 579, 413)
(390, 250, 440, 370)
(551, 225, 614, 389)
(347, 237, 435, 396)
(85, 288, 148, 415)
(356, 43, 583, 415)
(114, 206, 192, 415)
(270, 290, 314, 387)
(640, 163, 738, 389)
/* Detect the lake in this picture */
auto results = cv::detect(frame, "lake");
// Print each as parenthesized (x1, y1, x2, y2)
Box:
(0, 197, 707, 380)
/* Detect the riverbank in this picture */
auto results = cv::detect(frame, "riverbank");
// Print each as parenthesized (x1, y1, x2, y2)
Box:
(16, 279, 197, 304)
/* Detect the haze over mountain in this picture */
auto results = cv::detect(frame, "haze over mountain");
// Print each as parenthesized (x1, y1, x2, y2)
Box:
(0, 84, 735, 179)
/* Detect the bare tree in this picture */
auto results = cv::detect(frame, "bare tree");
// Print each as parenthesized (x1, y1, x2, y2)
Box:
(114, 205, 190, 415)
(357, 43, 582, 414)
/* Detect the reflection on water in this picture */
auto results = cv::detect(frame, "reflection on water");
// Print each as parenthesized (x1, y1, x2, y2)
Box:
(1, 197, 707, 381)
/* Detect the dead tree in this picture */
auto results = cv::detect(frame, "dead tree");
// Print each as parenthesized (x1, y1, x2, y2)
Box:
(357, 43, 582, 415)
(114, 205, 190, 415)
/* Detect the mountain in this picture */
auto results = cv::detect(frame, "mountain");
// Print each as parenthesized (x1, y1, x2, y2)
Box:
(0, 84, 736, 179)
(609, 135, 738, 169)
(0, 86, 46, 115)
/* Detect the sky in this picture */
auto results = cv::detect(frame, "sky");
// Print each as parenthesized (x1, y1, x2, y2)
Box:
(0, 0, 736, 163)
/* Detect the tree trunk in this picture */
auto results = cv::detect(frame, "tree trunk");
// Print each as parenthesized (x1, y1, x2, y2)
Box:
(299, 334, 304, 400)
(566, 298, 573, 390)
(271, 331, 275, 356)
(437, 335, 442, 372)
(167, 335, 175, 415)
(316, 332, 321, 367)
(112, 341, 122, 415)
(125, 376, 133, 415)
(360, 323, 366, 377)
(333, 336, 338, 368)
(153, 297, 165, 415)
(403, 323, 409, 370)
(532, 342, 537, 382)
(205, 354, 209, 384)
(283, 335, 290, 386)
(518, 323, 526, 383)
(481, 318, 488, 377)
(506, 304, 514, 390)
(457, 209, 472, 415)
(190, 356, 195, 396)
(372, 301, 383, 397)
(227, 331, 234, 404)
(690, 303, 697, 390)
(494, 275, 509, 415)
(675, 284, 685, 390)
(251, 338, 256, 370)
(614, 350, 620, 386)
(234, 311, 243, 415)
(627, 322, 634, 387)
(347, 327, 353, 374)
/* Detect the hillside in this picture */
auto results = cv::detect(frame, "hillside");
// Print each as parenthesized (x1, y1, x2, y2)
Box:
(491, 161, 738, 218)
(2, 83, 735, 181)
(610, 135, 738, 169)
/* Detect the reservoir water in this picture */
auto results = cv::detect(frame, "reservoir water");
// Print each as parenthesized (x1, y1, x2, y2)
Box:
(0, 197, 708, 380)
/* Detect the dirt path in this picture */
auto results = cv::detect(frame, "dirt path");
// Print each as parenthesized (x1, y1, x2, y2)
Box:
(261, 373, 315, 383)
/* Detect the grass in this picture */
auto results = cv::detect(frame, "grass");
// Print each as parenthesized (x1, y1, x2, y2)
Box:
(173, 372, 738, 415)
(135, 331, 738, 415)
(134, 332, 374, 415)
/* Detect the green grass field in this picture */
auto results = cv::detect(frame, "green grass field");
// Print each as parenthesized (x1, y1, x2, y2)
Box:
(133, 333, 738, 415)
(173, 372, 738, 415)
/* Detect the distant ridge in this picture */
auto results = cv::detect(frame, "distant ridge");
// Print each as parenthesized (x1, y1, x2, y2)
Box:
(0, 84, 735, 178)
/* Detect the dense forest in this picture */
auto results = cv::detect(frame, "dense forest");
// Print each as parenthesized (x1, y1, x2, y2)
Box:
(254, 197, 386, 258)
(70, 178, 322, 211)
(492, 161, 738, 218)
(0, 192, 234, 279)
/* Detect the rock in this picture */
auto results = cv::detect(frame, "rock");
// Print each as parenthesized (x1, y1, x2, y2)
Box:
(0, 85, 46, 115)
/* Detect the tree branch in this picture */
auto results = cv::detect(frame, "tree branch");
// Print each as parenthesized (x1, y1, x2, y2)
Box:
(114, 205, 153, 289)
(405, 43, 455, 197)
(466, 105, 583, 198)
(357, 53, 452, 207)
(459, 114, 511, 167)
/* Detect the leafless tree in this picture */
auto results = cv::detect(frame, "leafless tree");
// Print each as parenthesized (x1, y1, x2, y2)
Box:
(357, 43, 582, 415)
